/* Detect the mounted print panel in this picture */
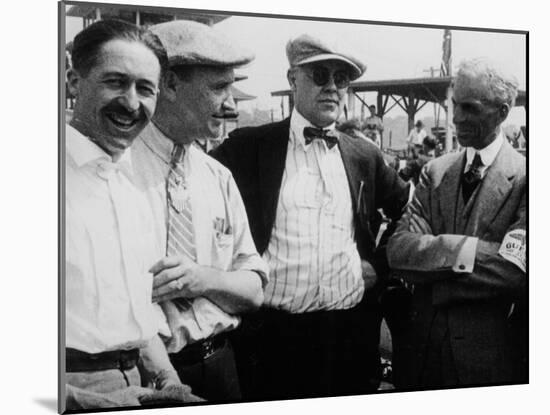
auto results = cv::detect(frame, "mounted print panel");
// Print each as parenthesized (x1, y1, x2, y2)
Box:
(59, 0, 527, 413)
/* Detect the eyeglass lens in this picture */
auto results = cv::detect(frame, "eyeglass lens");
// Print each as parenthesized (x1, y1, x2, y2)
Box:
(311, 67, 350, 89)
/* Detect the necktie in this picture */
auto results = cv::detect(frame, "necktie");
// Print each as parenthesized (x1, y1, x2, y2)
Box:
(303, 126, 338, 149)
(166, 144, 196, 261)
(462, 152, 484, 202)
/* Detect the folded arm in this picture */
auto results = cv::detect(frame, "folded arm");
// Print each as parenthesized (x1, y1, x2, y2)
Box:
(151, 175, 267, 314)
(388, 165, 526, 305)
(388, 165, 469, 280)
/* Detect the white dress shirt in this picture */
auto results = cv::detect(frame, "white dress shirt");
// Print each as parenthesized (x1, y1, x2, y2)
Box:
(65, 124, 168, 354)
(464, 129, 504, 177)
(263, 109, 363, 313)
(407, 128, 427, 146)
(132, 123, 268, 353)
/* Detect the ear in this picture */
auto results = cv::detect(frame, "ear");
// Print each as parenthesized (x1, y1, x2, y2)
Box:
(499, 103, 510, 120)
(66, 68, 81, 98)
(160, 70, 180, 102)
(287, 68, 297, 91)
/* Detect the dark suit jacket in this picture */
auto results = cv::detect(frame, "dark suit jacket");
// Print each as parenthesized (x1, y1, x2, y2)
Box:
(211, 118, 409, 287)
(388, 140, 527, 387)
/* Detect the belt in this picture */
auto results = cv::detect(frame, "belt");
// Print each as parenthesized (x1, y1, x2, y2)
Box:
(66, 348, 140, 373)
(170, 333, 227, 366)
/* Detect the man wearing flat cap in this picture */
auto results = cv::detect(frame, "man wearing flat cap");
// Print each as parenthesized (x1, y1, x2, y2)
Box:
(131, 20, 268, 402)
(212, 33, 409, 400)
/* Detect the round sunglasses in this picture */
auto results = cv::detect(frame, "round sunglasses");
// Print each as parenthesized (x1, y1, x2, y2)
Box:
(303, 66, 351, 89)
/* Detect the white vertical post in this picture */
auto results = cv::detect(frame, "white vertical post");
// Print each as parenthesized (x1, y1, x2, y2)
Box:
(347, 89, 355, 119)
(445, 84, 454, 152)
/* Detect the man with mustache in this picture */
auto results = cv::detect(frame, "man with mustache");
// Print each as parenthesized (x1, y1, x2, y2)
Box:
(387, 58, 526, 389)
(211, 34, 409, 399)
(131, 20, 268, 402)
(65, 19, 201, 410)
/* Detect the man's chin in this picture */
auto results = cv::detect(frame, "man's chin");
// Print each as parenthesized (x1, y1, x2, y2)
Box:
(205, 125, 223, 140)
(311, 113, 339, 128)
(457, 131, 477, 145)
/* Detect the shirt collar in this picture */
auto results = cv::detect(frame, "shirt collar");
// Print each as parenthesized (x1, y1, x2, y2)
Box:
(140, 122, 192, 165)
(465, 129, 504, 170)
(66, 123, 134, 174)
(289, 108, 337, 150)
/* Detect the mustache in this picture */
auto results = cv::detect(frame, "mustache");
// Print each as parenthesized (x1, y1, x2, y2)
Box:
(212, 111, 239, 120)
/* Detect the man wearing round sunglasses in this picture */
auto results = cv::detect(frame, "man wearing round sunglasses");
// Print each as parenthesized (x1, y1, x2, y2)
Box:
(212, 33, 409, 400)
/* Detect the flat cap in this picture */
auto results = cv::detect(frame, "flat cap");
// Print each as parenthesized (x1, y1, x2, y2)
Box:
(286, 34, 366, 80)
(150, 20, 254, 68)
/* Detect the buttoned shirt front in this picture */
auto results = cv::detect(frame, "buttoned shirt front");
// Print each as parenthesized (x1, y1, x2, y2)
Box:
(132, 123, 268, 353)
(452, 130, 506, 274)
(464, 130, 504, 178)
(65, 124, 167, 354)
(263, 109, 363, 313)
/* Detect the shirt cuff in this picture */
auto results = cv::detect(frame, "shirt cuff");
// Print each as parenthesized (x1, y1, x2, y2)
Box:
(233, 254, 270, 287)
(452, 237, 478, 273)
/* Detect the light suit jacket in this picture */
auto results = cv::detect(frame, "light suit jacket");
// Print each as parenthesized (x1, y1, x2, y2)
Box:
(388, 139, 527, 387)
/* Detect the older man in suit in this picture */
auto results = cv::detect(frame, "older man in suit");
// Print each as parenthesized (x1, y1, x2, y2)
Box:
(387, 58, 527, 389)
(212, 34, 409, 400)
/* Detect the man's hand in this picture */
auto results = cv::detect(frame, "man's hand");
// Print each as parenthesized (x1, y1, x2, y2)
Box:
(139, 384, 206, 405)
(153, 369, 181, 390)
(149, 255, 214, 303)
(361, 260, 378, 291)
(143, 369, 206, 403)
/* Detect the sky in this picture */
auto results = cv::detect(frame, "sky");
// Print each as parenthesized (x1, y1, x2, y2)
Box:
(64, 4, 526, 126)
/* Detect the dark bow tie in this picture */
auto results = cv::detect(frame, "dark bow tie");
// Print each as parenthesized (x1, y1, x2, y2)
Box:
(303, 127, 338, 149)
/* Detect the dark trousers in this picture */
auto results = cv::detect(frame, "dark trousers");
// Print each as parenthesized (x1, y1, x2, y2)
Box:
(232, 299, 382, 401)
(169, 337, 241, 402)
(419, 310, 459, 388)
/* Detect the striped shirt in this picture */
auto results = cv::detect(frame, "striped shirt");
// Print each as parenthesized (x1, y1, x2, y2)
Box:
(263, 110, 364, 313)
(132, 123, 268, 352)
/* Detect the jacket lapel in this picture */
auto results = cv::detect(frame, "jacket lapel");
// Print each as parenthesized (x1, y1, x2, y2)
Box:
(337, 132, 362, 215)
(437, 151, 465, 234)
(464, 141, 518, 235)
(257, 119, 290, 234)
